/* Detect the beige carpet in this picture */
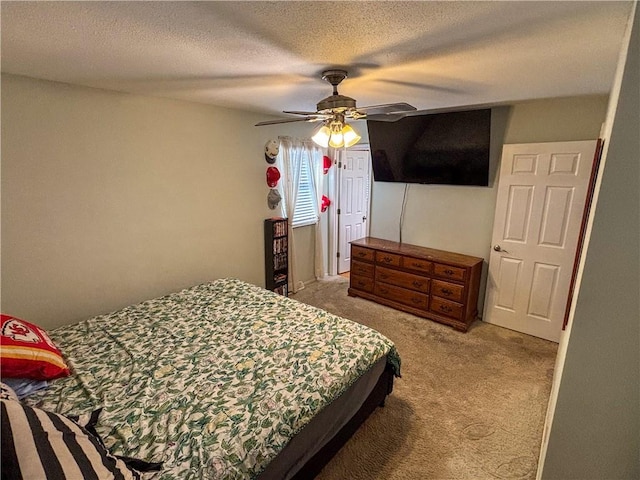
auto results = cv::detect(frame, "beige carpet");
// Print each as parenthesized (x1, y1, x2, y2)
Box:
(291, 277, 558, 480)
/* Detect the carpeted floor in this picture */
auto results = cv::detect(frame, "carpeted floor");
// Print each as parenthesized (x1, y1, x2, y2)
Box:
(291, 277, 558, 480)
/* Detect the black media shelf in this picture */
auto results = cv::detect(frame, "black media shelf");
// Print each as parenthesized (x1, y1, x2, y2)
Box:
(264, 217, 289, 296)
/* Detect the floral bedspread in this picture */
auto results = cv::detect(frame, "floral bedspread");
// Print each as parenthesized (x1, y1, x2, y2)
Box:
(26, 278, 400, 479)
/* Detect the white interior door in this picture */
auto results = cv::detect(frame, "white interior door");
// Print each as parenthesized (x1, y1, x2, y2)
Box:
(483, 140, 597, 342)
(338, 148, 371, 274)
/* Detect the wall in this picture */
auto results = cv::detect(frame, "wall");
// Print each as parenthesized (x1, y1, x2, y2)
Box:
(292, 225, 316, 285)
(0, 73, 613, 330)
(368, 96, 608, 316)
(540, 4, 639, 478)
(0, 74, 307, 329)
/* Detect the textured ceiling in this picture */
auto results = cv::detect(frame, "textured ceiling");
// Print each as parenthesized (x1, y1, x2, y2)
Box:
(1, 1, 633, 120)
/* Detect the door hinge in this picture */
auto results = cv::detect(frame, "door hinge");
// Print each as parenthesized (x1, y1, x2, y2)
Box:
(337, 252, 340, 258)
(337, 208, 341, 215)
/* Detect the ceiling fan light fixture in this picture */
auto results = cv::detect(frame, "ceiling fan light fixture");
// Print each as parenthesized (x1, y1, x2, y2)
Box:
(312, 119, 361, 149)
(328, 135, 344, 149)
(328, 121, 345, 148)
(312, 124, 331, 148)
(342, 124, 361, 148)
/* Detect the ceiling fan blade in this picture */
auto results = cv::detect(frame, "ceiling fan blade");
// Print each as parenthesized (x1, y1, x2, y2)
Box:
(365, 112, 410, 122)
(356, 102, 417, 115)
(255, 116, 321, 126)
(367, 103, 501, 123)
(282, 110, 325, 116)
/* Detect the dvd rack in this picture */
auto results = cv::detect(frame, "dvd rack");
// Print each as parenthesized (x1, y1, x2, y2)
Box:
(264, 217, 289, 296)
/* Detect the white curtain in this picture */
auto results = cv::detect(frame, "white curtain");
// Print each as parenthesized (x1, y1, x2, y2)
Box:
(276, 137, 304, 293)
(304, 140, 327, 280)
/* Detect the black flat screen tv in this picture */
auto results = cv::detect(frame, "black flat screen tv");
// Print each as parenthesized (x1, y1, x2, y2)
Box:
(367, 108, 491, 186)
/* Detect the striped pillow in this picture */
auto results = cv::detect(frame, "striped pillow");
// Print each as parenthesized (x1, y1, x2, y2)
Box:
(0, 382, 19, 401)
(0, 399, 140, 480)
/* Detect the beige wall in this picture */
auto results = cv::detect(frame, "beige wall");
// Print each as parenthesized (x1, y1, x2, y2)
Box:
(0, 74, 308, 329)
(0, 72, 610, 329)
(368, 96, 608, 316)
(292, 225, 316, 284)
(541, 5, 639, 477)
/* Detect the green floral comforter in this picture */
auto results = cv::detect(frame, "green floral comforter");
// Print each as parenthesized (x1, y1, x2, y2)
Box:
(26, 278, 400, 479)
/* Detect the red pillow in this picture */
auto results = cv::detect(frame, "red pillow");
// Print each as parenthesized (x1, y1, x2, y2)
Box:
(1, 315, 70, 380)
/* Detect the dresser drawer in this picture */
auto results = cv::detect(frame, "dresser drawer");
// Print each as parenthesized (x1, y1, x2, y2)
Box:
(350, 274, 374, 293)
(430, 296, 464, 320)
(403, 257, 433, 275)
(375, 251, 402, 267)
(352, 245, 374, 262)
(431, 279, 464, 303)
(374, 282, 428, 309)
(376, 266, 430, 293)
(433, 263, 467, 282)
(351, 259, 374, 278)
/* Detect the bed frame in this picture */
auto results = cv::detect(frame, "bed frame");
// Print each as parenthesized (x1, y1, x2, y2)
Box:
(292, 364, 395, 479)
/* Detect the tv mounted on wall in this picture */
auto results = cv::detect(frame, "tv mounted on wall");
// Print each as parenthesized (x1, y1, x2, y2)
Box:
(367, 108, 492, 186)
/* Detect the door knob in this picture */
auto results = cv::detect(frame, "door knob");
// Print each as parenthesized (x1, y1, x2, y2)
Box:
(362, 216, 367, 222)
(493, 245, 509, 253)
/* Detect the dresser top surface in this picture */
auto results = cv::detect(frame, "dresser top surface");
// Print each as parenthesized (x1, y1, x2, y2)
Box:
(351, 237, 484, 267)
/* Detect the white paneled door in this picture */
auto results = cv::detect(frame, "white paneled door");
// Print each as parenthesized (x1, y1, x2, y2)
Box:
(483, 141, 597, 342)
(338, 148, 371, 274)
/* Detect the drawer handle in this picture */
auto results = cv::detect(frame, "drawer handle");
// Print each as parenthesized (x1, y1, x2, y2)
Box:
(382, 256, 393, 263)
(439, 305, 453, 313)
(411, 262, 422, 268)
(412, 281, 423, 288)
(357, 281, 366, 287)
(441, 288, 453, 296)
(411, 297, 423, 304)
(379, 273, 388, 279)
(358, 251, 367, 257)
(444, 269, 454, 276)
(379, 287, 389, 294)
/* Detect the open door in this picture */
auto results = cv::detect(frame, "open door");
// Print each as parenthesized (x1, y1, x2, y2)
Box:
(483, 141, 597, 342)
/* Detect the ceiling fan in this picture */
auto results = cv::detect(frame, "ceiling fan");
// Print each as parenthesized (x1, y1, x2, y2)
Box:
(255, 69, 417, 148)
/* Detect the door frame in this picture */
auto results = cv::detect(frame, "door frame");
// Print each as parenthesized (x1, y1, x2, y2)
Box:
(482, 140, 597, 342)
(327, 145, 372, 276)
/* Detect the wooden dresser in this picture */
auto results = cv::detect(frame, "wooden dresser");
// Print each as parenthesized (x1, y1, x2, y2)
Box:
(348, 237, 483, 332)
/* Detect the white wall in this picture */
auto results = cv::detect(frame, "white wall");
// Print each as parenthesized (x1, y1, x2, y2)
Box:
(0, 74, 308, 329)
(540, 5, 639, 478)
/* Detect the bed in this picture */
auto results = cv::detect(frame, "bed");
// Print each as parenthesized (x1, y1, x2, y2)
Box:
(5, 278, 400, 479)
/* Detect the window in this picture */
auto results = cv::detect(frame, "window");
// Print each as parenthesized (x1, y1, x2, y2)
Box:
(292, 150, 318, 228)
